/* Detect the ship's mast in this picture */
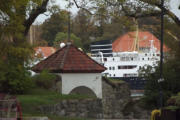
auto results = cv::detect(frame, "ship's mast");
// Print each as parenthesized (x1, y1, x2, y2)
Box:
(131, 19, 139, 51)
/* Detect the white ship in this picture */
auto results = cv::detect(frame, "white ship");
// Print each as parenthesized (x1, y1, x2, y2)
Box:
(90, 31, 168, 91)
(91, 39, 160, 78)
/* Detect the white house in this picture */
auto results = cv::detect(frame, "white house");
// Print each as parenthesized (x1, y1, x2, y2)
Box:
(32, 43, 106, 98)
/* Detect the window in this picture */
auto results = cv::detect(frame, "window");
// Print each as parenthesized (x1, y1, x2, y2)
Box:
(118, 66, 121, 69)
(142, 58, 144, 60)
(112, 58, 115, 61)
(113, 67, 115, 70)
(153, 54, 155, 56)
(127, 66, 131, 69)
(122, 66, 126, 69)
(104, 58, 107, 61)
(123, 74, 127, 77)
(134, 74, 137, 77)
(145, 54, 147, 56)
(114, 74, 115, 77)
(123, 73, 138, 77)
(109, 67, 111, 70)
(121, 57, 126, 61)
(131, 58, 133, 61)
(118, 65, 137, 69)
(148, 58, 149, 60)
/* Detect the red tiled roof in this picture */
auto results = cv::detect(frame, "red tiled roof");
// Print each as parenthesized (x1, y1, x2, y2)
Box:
(113, 31, 169, 52)
(32, 44, 106, 73)
(34, 47, 56, 58)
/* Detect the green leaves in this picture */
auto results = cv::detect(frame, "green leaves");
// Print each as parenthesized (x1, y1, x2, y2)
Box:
(140, 55, 180, 108)
(54, 32, 82, 48)
(0, 59, 33, 94)
(32, 70, 56, 89)
(0, 0, 49, 94)
(41, 10, 69, 46)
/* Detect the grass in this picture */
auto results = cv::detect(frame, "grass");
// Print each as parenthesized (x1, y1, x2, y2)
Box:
(23, 115, 88, 120)
(47, 115, 88, 120)
(17, 88, 93, 120)
(108, 78, 125, 84)
(165, 105, 179, 111)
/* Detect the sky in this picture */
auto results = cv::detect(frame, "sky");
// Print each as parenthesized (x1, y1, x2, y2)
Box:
(35, 0, 78, 24)
(170, 0, 180, 18)
(35, 0, 180, 24)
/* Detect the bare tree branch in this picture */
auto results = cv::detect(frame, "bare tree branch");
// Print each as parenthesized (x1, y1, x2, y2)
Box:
(73, 0, 180, 27)
(128, 11, 161, 18)
(73, 0, 93, 15)
(24, 0, 49, 36)
(164, 8, 180, 27)
(139, 0, 180, 27)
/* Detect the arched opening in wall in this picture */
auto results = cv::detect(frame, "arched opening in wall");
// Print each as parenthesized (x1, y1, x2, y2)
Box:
(69, 86, 97, 98)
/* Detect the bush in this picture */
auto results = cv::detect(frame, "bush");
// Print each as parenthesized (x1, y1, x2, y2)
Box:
(139, 57, 180, 108)
(0, 60, 33, 94)
(167, 92, 180, 107)
(32, 70, 56, 89)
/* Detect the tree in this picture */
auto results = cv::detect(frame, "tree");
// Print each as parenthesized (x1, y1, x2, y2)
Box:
(54, 32, 82, 48)
(139, 52, 180, 108)
(0, 59, 33, 94)
(27, 25, 48, 46)
(0, 0, 50, 93)
(32, 70, 56, 89)
(96, 16, 135, 41)
(72, 0, 180, 43)
(41, 9, 69, 46)
(72, 9, 98, 50)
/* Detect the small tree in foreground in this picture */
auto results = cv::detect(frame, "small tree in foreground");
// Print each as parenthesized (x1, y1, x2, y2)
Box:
(140, 56, 180, 108)
(32, 70, 56, 89)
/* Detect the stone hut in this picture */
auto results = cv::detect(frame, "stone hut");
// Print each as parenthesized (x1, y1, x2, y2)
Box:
(32, 43, 106, 98)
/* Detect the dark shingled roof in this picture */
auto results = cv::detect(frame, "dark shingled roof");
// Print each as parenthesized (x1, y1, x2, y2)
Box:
(32, 44, 106, 73)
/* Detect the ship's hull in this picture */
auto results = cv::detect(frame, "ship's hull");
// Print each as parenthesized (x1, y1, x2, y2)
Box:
(110, 77, 147, 90)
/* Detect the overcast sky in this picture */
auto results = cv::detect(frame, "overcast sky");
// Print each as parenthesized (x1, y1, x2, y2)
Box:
(35, 0, 78, 24)
(35, 0, 180, 24)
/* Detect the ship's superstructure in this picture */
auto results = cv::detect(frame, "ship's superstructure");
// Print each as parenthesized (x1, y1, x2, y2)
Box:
(91, 39, 160, 78)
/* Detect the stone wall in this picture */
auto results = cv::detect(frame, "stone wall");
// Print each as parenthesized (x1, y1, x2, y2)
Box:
(38, 77, 150, 119)
(38, 99, 103, 119)
(102, 77, 131, 119)
(102, 77, 150, 119)
(123, 99, 151, 119)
